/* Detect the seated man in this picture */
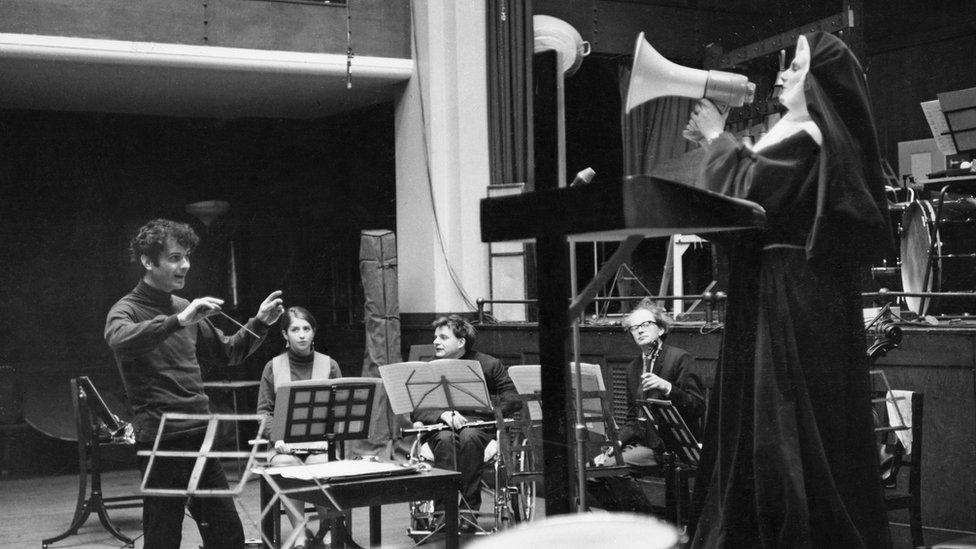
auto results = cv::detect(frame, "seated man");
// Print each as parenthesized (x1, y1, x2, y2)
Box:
(410, 315, 519, 531)
(589, 298, 705, 513)
(617, 299, 705, 468)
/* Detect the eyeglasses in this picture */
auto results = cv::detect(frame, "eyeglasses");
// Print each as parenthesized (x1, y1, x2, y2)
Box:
(627, 320, 658, 334)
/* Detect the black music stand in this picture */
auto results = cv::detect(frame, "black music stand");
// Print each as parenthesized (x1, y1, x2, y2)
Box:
(42, 376, 141, 548)
(263, 377, 383, 548)
(270, 378, 382, 461)
(642, 398, 701, 526)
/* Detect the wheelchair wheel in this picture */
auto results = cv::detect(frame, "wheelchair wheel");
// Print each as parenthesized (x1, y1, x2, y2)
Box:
(508, 436, 537, 522)
(407, 499, 438, 543)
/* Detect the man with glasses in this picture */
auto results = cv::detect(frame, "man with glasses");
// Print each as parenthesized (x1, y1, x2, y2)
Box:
(617, 298, 705, 469)
(588, 298, 705, 513)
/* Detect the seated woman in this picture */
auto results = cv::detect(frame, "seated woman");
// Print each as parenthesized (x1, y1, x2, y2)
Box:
(256, 306, 342, 549)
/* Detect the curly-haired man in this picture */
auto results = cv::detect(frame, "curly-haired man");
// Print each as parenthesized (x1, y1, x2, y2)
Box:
(105, 218, 284, 548)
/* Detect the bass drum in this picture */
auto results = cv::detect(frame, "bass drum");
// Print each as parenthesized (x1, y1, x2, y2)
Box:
(901, 199, 976, 315)
(870, 201, 910, 290)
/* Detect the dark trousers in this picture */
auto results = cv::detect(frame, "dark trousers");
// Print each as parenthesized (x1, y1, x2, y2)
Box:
(427, 427, 493, 509)
(136, 433, 244, 549)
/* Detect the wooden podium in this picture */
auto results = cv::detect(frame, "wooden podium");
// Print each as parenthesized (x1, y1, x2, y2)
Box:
(479, 174, 765, 515)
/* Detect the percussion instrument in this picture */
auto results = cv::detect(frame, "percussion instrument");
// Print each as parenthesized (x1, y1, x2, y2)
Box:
(901, 198, 976, 314)
(467, 512, 681, 549)
(871, 186, 915, 290)
(870, 201, 911, 290)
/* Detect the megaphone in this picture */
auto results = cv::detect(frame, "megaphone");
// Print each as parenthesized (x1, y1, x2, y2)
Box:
(625, 32, 755, 113)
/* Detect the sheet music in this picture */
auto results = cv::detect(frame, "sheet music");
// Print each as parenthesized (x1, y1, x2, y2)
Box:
(921, 100, 958, 156)
(379, 361, 429, 414)
(269, 459, 413, 481)
(508, 363, 604, 393)
(507, 364, 605, 431)
(379, 360, 489, 414)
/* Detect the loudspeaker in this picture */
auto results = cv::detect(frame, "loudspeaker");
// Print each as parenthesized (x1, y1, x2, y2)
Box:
(625, 32, 755, 113)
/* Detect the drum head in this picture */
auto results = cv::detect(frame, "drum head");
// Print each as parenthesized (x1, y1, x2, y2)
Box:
(467, 513, 680, 549)
(900, 201, 934, 314)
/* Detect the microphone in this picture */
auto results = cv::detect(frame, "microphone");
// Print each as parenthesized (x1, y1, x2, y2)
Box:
(570, 167, 596, 186)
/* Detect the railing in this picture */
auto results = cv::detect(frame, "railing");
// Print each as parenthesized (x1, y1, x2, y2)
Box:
(476, 293, 728, 325)
(476, 289, 976, 325)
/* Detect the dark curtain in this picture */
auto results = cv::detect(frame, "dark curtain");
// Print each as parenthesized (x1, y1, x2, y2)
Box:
(619, 65, 698, 305)
(487, 0, 534, 189)
(619, 65, 696, 176)
(486, 1, 537, 315)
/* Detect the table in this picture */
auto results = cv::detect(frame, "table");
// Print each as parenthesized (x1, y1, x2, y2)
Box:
(258, 467, 461, 549)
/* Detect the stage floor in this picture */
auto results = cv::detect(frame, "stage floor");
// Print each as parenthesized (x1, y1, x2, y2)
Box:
(0, 468, 964, 548)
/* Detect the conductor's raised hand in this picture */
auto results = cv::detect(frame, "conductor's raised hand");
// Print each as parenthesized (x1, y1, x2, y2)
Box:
(177, 297, 224, 326)
(256, 290, 285, 326)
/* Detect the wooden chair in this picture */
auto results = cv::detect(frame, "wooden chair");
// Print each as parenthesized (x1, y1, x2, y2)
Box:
(877, 390, 924, 548)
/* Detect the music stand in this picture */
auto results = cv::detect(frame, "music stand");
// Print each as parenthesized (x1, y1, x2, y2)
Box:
(641, 398, 700, 467)
(270, 377, 383, 460)
(507, 364, 606, 436)
(42, 376, 141, 548)
(642, 398, 701, 526)
(378, 359, 491, 416)
(138, 412, 267, 497)
(261, 377, 383, 548)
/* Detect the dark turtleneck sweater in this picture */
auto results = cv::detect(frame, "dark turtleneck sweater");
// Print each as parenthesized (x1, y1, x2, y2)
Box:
(105, 280, 268, 442)
(256, 348, 342, 438)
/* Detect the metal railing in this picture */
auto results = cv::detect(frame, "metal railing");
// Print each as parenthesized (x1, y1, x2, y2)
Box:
(476, 288, 976, 325)
(476, 293, 728, 325)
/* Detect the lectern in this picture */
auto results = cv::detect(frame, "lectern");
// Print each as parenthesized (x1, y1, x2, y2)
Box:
(479, 174, 765, 515)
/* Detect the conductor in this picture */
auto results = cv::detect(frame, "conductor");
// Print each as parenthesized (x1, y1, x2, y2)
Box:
(105, 218, 284, 549)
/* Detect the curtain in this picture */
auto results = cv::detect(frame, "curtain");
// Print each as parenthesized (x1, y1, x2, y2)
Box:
(487, 0, 533, 188)
(619, 65, 699, 305)
(619, 65, 697, 176)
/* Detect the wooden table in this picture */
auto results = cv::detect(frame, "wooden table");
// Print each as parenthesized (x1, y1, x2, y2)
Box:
(258, 466, 461, 548)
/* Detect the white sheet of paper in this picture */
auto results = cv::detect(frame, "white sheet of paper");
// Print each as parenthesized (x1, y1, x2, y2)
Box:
(506, 364, 606, 435)
(921, 100, 958, 156)
(269, 459, 409, 481)
(379, 360, 489, 414)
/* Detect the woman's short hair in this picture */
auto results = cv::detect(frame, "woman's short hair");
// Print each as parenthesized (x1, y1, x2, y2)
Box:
(623, 298, 672, 335)
(129, 219, 199, 264)
(431, 314, 477, 351)
(280, 306, 318, 333)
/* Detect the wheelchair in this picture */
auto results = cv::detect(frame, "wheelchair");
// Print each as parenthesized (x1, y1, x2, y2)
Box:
(403, 416, 536, 544)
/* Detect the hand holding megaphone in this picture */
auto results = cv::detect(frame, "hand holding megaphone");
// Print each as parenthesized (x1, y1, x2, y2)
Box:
(683, 99, 729, 146)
